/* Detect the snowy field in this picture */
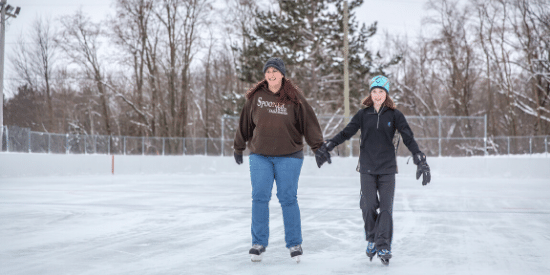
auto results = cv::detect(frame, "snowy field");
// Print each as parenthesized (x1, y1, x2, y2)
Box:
(1, 155, 549, 275)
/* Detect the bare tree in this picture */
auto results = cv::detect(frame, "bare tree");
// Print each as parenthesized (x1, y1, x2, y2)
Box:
(10, 17, 58, 132)
(386, 0, 550, 144)
(154, 0, 212, 137)
(470, 0, 550, 154)
(111, 0, 155, 136)
(155, 0, 180, 130)
(203, 28, 215, 139)
(509, 0, 550, 134)
(426, 0, 480, 120)
(177, 0, 213, 137)
(57, 10, 113, 135)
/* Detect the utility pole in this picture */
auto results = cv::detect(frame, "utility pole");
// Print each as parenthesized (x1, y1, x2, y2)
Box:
(0, 1, 20, 146)
(0, 0, 5, 147)
(0, 0, 21, 147)
(343, 1, 350, 156)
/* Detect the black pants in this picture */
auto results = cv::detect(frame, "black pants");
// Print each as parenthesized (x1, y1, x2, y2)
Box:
(360, 173, 395, 250)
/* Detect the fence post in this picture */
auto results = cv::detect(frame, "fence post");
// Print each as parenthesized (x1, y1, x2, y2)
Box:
(529, 137, 533, 155)
(162, 138, 165, 156)
(66, 134, 69, 154)
(5, 126, 8, 152)
(221, 115, 225, 156)
(28, 130, 31, 153)
(438, 116, 442, 157)
(484, 114, 487, 156)
(124, 136, 126, 155)
(182, 137, 186, 155)
(48, 132, 51, 154)
(84, 136, 87, 154)
(205, 138, 208, 156)
(142, 136, 145, 155)
(545, 136, 548, 157)
(507, 136, 510, 155)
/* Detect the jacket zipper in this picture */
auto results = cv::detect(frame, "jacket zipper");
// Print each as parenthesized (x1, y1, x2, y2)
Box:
(376, 106, 384, 129)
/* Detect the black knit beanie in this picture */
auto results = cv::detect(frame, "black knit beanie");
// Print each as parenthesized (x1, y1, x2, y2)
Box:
(263, 57, 286, 77)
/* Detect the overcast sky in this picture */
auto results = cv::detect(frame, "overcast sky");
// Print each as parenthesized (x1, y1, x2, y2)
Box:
(2, 0, 432, 95)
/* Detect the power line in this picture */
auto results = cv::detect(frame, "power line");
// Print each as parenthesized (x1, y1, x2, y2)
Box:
(4, 76, 132, 80)
(11, 4, 112, 7)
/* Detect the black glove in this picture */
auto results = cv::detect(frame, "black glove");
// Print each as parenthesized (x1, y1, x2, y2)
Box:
(234, 152, 243, 165)
(413, 152, 431, 185)
(315, 142, 332, 168)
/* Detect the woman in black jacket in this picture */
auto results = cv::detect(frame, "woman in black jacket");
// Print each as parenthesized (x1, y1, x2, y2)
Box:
(316, 75, 431, 265)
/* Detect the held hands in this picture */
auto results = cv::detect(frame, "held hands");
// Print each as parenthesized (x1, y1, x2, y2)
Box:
(234, 152, 243, 165)
(315, 140, 336, 168)
(413, 152, 431, 185)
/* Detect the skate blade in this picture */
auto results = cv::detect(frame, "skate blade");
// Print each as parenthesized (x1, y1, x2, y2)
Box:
(366, 252, 376, 262)
(250, 254, 262, 262)
(380, 258, 390, 266)
(292, 255, 301, 263)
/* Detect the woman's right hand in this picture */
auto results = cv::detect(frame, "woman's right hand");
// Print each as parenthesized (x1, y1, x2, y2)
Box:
(234, 152, 243, 165)
(315, 142, 333, 168)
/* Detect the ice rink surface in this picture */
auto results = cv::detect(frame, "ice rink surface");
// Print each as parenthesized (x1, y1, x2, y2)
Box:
(1, 159, 550, 275)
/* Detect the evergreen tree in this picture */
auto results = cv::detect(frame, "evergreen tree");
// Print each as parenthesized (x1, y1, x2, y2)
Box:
(3, 85, 43, 131)
(235, 0, 401, 114)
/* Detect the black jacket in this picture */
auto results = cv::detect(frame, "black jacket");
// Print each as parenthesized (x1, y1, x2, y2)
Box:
(330, 106, 421, 175)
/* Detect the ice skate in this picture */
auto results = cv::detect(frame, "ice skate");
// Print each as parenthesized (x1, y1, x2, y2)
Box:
(249, 244, 266, 262)
(377, 249, 392, 266)
(289, 245, 303, 263)
(366, 241, 376, 262)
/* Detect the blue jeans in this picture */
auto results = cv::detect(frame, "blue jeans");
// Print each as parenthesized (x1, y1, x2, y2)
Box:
(249, 153, 304, 248)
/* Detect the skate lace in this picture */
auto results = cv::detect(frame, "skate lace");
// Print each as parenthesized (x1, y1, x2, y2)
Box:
(289, 245, 302, 252)
(379, 249, 391, 255)
(367, 242, 375, 250)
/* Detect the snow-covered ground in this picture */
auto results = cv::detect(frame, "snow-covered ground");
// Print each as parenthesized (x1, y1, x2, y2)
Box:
(1, 155, 549, 275)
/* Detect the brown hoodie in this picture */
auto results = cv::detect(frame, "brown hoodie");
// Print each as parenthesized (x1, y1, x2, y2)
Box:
(234, 79, 324, 156)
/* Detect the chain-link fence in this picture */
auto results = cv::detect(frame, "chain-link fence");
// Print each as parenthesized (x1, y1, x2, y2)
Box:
(0, 125, 223, 156)
(1, 125, 548, 157)
(220, 114, 549, 157)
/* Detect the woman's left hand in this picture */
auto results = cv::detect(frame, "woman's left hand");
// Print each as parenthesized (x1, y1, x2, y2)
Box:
(413, 152, 431, 185)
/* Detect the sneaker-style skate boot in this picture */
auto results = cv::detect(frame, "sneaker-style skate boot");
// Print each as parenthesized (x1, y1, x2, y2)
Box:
(249, 244, 266, 262)
(366, 242, 376, 261)
(377, 249, 392, 266)
(289, 245, 303, 263)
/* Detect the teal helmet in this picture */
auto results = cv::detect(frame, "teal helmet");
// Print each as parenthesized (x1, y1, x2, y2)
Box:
(369, 75, 390, 94)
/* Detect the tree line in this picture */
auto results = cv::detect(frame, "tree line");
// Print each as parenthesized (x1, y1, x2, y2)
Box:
(384, 0, 549, 140)
(3, 0, 549, 145)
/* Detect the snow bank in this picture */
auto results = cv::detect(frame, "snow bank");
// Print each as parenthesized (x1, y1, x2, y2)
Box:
(1, 153, 549, 179)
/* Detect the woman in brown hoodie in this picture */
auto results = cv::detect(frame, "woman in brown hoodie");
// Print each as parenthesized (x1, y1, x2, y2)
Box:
(233, 57, 328, 263)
